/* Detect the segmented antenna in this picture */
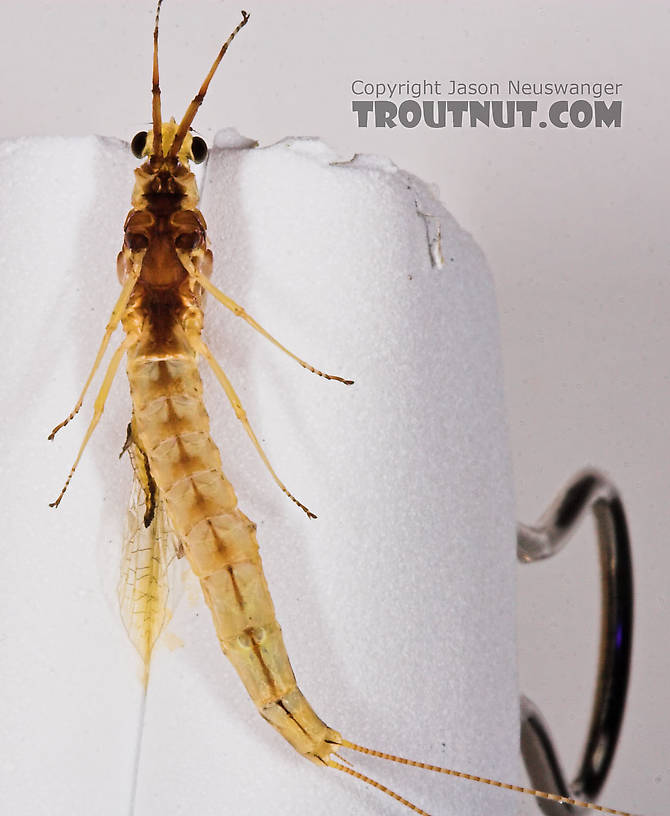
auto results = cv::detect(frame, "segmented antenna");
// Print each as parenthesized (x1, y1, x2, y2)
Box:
(151, 0, 165, 161)
(168, 10, 251, 159)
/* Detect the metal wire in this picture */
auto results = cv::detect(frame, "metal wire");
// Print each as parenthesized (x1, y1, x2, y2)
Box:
(518, 469, 633, 813)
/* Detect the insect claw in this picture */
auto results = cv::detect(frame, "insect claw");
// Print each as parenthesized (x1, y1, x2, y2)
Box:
(321, 372, 354, 385)
(289, 493, 317, 519)
(48, 419, 68, 440)
(300, 505, 317, 520)
(49, 475, 73, 507)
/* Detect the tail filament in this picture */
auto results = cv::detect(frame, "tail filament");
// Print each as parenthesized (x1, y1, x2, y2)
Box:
(338, 739, 639, 816)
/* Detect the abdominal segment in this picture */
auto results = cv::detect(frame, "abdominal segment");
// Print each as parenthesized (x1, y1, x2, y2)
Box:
(127, 337, 341, 762)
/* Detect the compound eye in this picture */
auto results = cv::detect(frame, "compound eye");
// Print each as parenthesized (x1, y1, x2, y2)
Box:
(131, 131, 148, 159)
(191, 136, 208, 164)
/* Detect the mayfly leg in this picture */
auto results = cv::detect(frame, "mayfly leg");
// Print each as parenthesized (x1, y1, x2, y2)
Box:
(186, 327, 317, 519)
(193, 269, 354, 385)
(49, 330, 139, 508)
(48, 261, 142, 440)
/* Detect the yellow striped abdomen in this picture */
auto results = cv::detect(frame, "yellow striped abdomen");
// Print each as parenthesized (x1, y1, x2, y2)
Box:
(126, 325, 341, 763)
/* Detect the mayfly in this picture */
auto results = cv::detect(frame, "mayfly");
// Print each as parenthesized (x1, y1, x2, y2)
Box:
(48, 3, 639, 815)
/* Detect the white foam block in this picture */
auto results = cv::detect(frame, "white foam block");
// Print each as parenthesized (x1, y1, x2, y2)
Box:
(0, 134, 517, 815)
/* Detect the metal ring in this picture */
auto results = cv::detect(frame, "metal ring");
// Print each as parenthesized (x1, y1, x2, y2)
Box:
(517, 468, 633, 812)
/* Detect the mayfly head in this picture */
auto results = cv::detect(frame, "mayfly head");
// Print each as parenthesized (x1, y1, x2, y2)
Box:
(129, 1, 250, 207)
(130, 122, 208, 170)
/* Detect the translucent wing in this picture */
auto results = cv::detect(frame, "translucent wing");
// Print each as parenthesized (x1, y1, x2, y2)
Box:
(118, 472, 185, 674)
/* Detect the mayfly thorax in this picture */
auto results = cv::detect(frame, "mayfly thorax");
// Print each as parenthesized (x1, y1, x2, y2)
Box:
(47, 3, 640, 814)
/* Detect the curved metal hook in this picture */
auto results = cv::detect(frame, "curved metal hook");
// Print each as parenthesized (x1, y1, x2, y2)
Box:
(517, 468, 633, 813)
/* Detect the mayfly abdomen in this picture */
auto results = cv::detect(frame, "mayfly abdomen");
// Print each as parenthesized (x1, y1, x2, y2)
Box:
(126, 332, 341, 763)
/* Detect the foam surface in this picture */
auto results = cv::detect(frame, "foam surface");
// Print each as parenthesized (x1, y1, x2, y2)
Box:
(0, 134, 517, 815)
